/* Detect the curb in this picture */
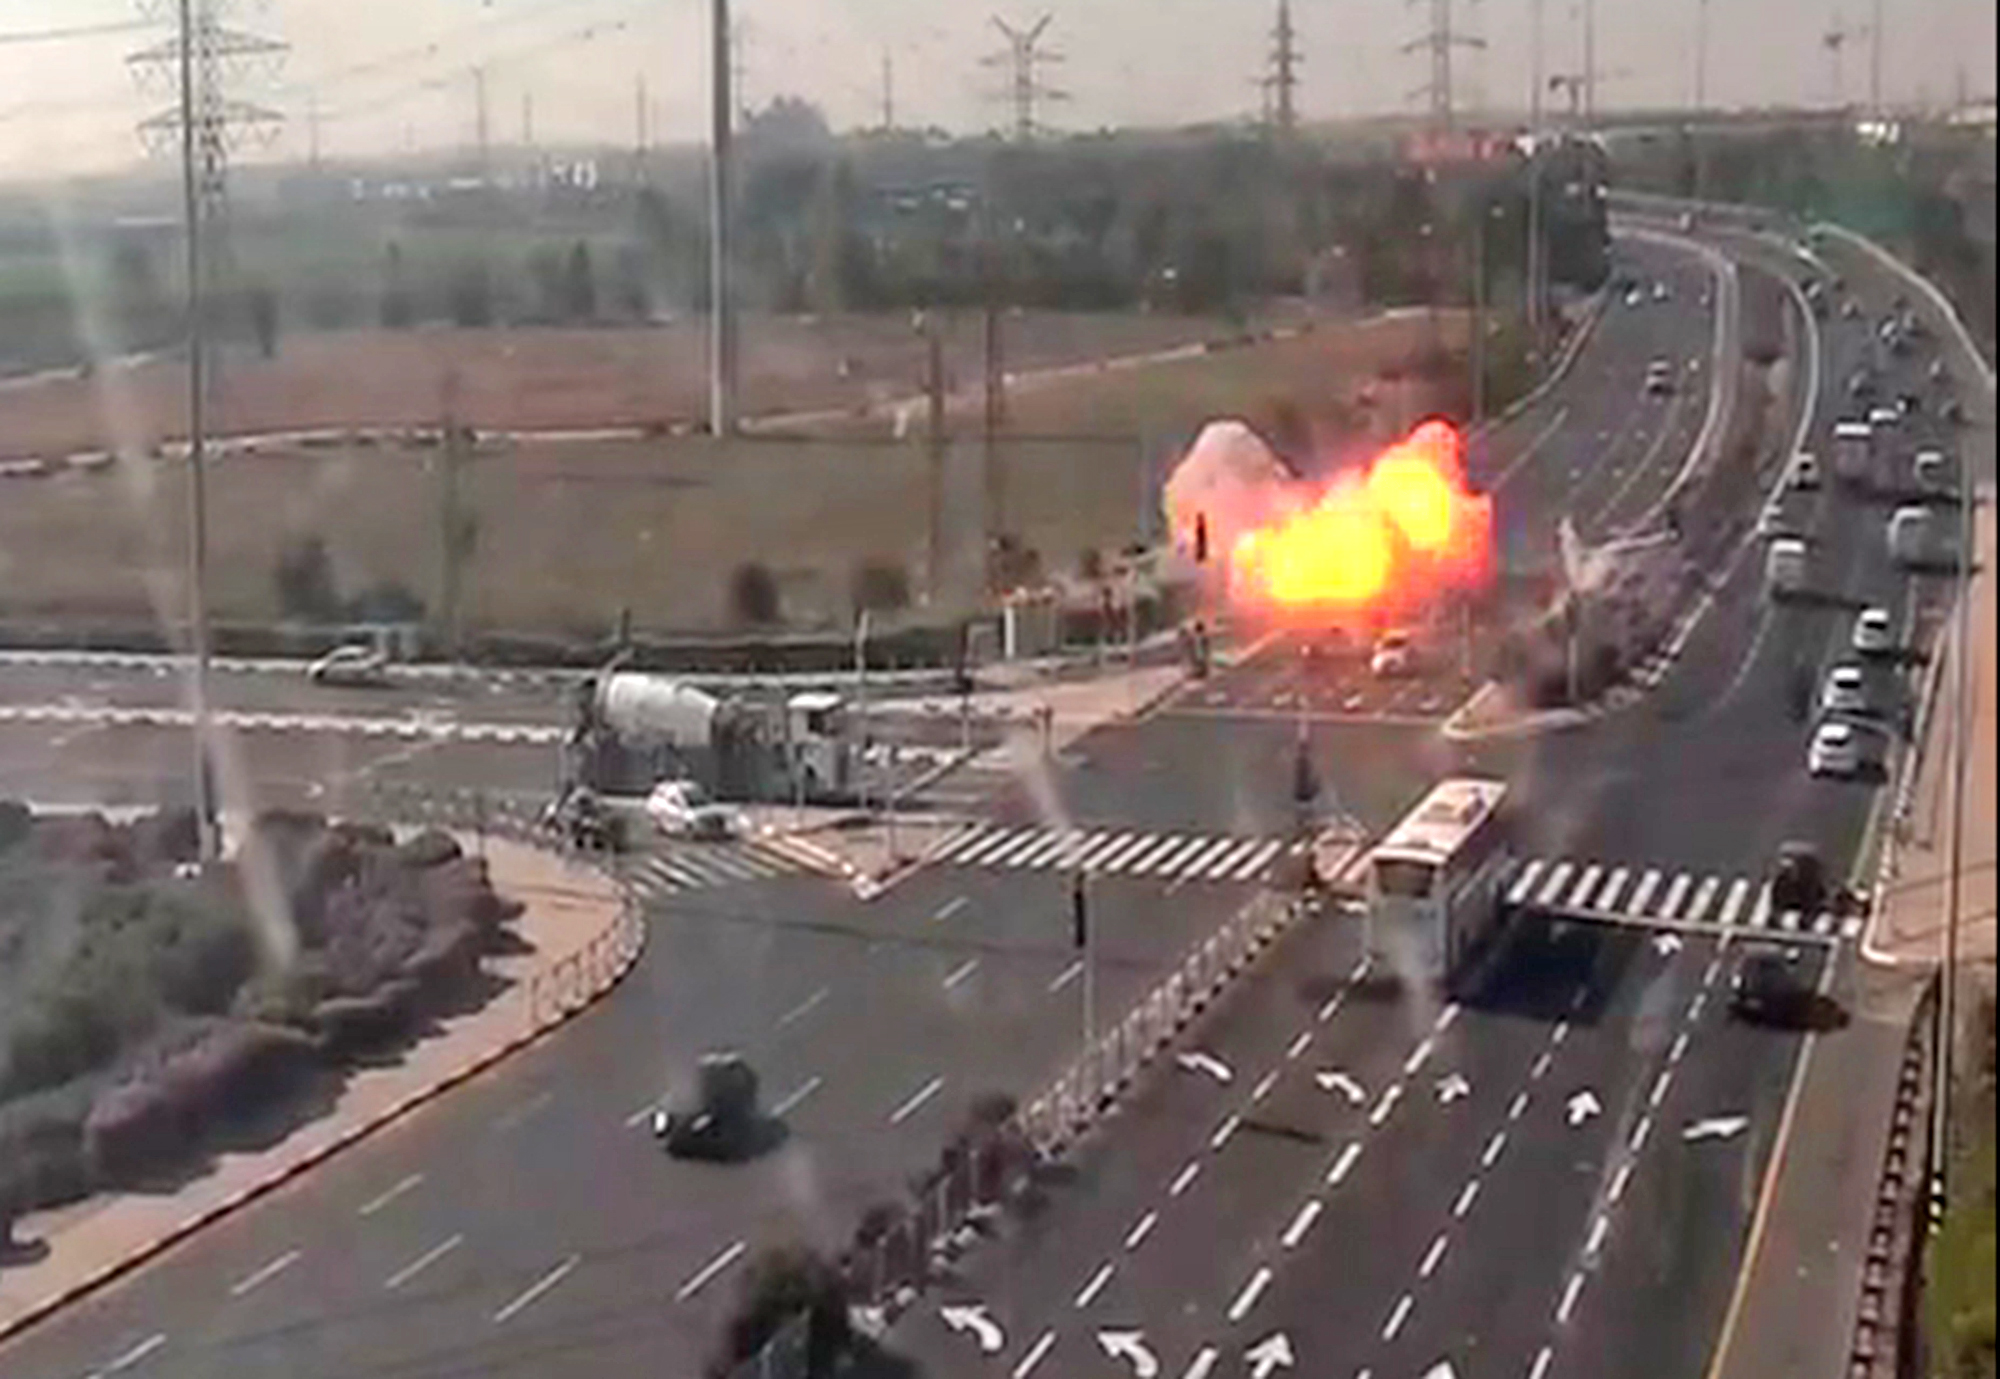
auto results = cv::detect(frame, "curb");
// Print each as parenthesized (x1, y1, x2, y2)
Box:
(0, 845, 643, 1350)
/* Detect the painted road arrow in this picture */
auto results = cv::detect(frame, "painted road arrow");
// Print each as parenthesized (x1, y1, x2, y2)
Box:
(1097, 1330, 1160, 1377)
(1176, 1051, 1235, 1084)
(1435, 1073, 1472, 1104)
(938, 1303, 1005, 1354)
(1683, 1114, 1751, 1143)
(1654, 932, 1685, 955)
(1566, 1090, 1603, 1126)
(1420, 1363, 1461, 1379)
(1245, 1332, 1295, 1377)
(1314, 1070, 1367, 1105)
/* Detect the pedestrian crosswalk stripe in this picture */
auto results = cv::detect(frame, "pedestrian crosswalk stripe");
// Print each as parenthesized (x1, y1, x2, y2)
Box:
(1234, 839, 1286, 880)
(1211, 838, 1261, 880)
(1184, 837, 1239, 879)
(1569, 864, 1605, 911)
(1598, 867, 1631, 912)
(1503, 855, 1852, 942)
(964, 828, 1034, 866)
(1073, 831, 1125, 871)
(1537, 860, 1576, 908)
(629, 840, 814, 898)
(1095, 832, 1152, 871)
(1629, 869, 1663, 917)
(1125, 835, 1182, 874)
(1016, 831, 1076, 870)
(1658, 873, 1692, 923)
(1153, 836, 1211, 876)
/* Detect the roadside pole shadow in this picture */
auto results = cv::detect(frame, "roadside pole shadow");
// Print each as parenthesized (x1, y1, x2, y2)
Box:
(0, 1235, 52, 1271)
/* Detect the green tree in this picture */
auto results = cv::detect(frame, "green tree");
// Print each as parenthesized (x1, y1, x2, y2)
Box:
(564, 241, 596, 321)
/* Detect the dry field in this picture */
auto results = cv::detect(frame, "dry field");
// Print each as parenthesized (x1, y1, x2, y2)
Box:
(0, 310, 1466, 638)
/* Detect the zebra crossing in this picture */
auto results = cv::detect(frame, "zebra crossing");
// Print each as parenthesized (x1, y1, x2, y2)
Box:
(924, 823, 1304, 884)
(627, 836, 831, 898)
(1504, 856, 1864, 942)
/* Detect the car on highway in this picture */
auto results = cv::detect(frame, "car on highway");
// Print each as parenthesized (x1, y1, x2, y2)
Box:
(1866, 404, 1900, 432)
(1765, 537, 1809, 597)
(1847, 367, 1877, 400)
(1914, 449, 1950, 492)
(1756, 506, 1793, 541)
(1369, 629, 1416, 678)
(1851, 607, 1896, 656)
(651, 1053, 765, 1160)
(1644, 359, 1674, 395)
(1807, 719, 1867, 777)
(1787, 452, 1820, 491)
(644, 778, 737, 840)
(1623, 285, 1644, 308)
(1651, 281, 1670, 302)
(1841, 297, 1862, 320)
(1769, 841, 1831, 915)
(1820, 664, 1870, 716)
(1730, 942, 1814, 1025)
(306, 644, 389, 687)
(543, 786, 625, 852)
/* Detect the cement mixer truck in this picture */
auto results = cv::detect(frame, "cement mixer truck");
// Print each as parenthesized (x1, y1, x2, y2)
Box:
(568, 673, 858, 803)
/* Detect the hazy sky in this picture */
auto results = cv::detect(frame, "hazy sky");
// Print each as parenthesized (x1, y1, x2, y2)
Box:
(1, 0, 1993, 180)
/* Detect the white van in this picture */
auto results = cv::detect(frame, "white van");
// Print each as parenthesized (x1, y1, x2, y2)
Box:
(1766, 538, 1809, 597)
(1888, 506, 1935, 566)
(1832, 420, 1874, 485)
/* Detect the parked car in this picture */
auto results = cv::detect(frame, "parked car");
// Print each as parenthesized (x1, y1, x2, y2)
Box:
(1730, 942, 1814, 1024)
(1820, 664, 1870, 716)
(1808, 720, 1860, 777)
(644, 778, 737, 840)
(306, 644, 388, 687)
(1788, 452, 1820, 491)
(1851, 607, 1896, 656)
(1645, 359, 1675, 396)
(1370, 629, 1416, 678)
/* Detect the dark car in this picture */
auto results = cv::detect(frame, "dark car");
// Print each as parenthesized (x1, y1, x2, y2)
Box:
(1769, 841, 1829, 915)
(543, 787, 624, 853)
(1730, 944, 1813, 1024)
(652, 1054, 764, 1160)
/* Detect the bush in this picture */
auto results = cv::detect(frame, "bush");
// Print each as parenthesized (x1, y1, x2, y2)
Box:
(729, 562, 783, 626)
(273, 535, 342, 625)
(0, 800, 30, 852)
(710, 1246, 853, 1379)
(396, 830, 462, 870)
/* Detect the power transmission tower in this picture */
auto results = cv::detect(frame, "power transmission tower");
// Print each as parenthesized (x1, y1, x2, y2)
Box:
(126, 0, 285, 862)
(1263, 0, 1302, 137)
(1868, 0, 1883, 113)
(1822, 13, 1864, 107)
(983, 15, 1067, 142)
(1402, 0, 1484, 132)
(881, 47, 895, 132)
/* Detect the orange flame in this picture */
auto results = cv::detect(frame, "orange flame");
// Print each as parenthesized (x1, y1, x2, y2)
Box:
(1228, 419, 1492, 622)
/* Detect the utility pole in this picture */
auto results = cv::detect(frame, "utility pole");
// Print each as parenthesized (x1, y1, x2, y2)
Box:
(881, 47, 895, 132)
(1265, 0, 1301, 138)
(439, 369, 467, 661)
(920, 311, 947, 603)
(1472, 200, 1489, 427)
(708, 0, 737, 436)
(306, 90, 320, 172)
(1933, 436, 1976, 1239)
(1526, 0, 1544, 347)
(177, 0, 216, 863)
(1868, 0, 1883, 114)
(1582, 0, 1597, 124)
(1404, 0, 1484, 133)
(522, 91, 534, 151)
(984, 15, 1066, 142)
(473, 65, 489, 181)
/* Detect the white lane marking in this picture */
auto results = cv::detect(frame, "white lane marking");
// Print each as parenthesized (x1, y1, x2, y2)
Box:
(1531, 1050, 1554, 1081)
(1012, 1330, 1058, 1378)
(1530, 1344, 1556, 1379)
(1211, 1114, 1244, 1150)
(1049, 958, 1085, 993)
(889, 1075, 947, 1125)
(1553, 1021, 1570, 1045)
(1125, 1210, 1160, 1250)
(1227, 1266, 1275, 1323)
(1586, 1213, 1611, 1257)
(97, 1333, 168, 1374)
(494, 1089, 554, 1131)
(1074, 1262, 1116, 1309)
(1453, 1179, 1481, 1218)
(1631, 1115, 1654, 1152)
(1181, 1348, 1220, 1379)
(1670, 1031, 1690, 1064)
(1317, 993, 1345, 1023)
(772, 1075, 824, 1119)
(1650, 1069, 1674, 1109)
(1369, 1082, 1404, 1126)
(676, 1241, 748, 1302)
(1403, 1037, 1436, 1076)
(1609, 1160, 1635, 1205)
(778, 986, 830, 1028)
(1251, 1071, 1280, 1103)
(1382, 1292, 1415, 1340)
(626, 1101, 662, 1129)
(494, 1253, 580, 1322)
(384, 1234, 462, 1290)
(1435, 1003, 1461, 1033)
(1419, 1232, 1450, 1279)
(1169, 1160, 1202, 1197)
(1327, 1141, 1363, 1186)
(944, 958, 981, 990)
(1483, 1130, 1508, 1168)
(1285, 1031, 1313, 1061)
(1282, 1199, 1324, 1249)
(933, 896, 969, 922)
(229, 1249, 301, 1298)
(1507, 1089, 1530, 1119)
(1556, 1270, 1586, 1325)
(358, 1173, 423, 1217)
(1689, 991, 1708, 1022)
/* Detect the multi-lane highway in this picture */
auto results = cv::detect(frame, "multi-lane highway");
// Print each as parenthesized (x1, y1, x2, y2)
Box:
(0, 212, 1979, 1379)
(890, 216, 1982, 1378)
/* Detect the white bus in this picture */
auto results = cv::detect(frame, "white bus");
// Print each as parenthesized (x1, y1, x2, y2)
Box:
(1364, 778, 1513, 989)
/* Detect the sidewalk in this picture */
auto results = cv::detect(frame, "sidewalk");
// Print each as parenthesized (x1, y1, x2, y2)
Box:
(0, 837, 635, 1344)
(1869, 494, 1996, 972)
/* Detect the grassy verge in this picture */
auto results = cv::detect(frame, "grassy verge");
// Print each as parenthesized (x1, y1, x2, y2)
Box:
(1927, 989, 1998, 1379)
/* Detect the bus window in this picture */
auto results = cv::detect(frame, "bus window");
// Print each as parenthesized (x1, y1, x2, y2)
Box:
(1375, 858, 1437, 898)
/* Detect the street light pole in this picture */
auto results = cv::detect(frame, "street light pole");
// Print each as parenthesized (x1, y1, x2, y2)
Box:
(177, 0, 217, 864)
(1935, 453, 1975, 1221)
